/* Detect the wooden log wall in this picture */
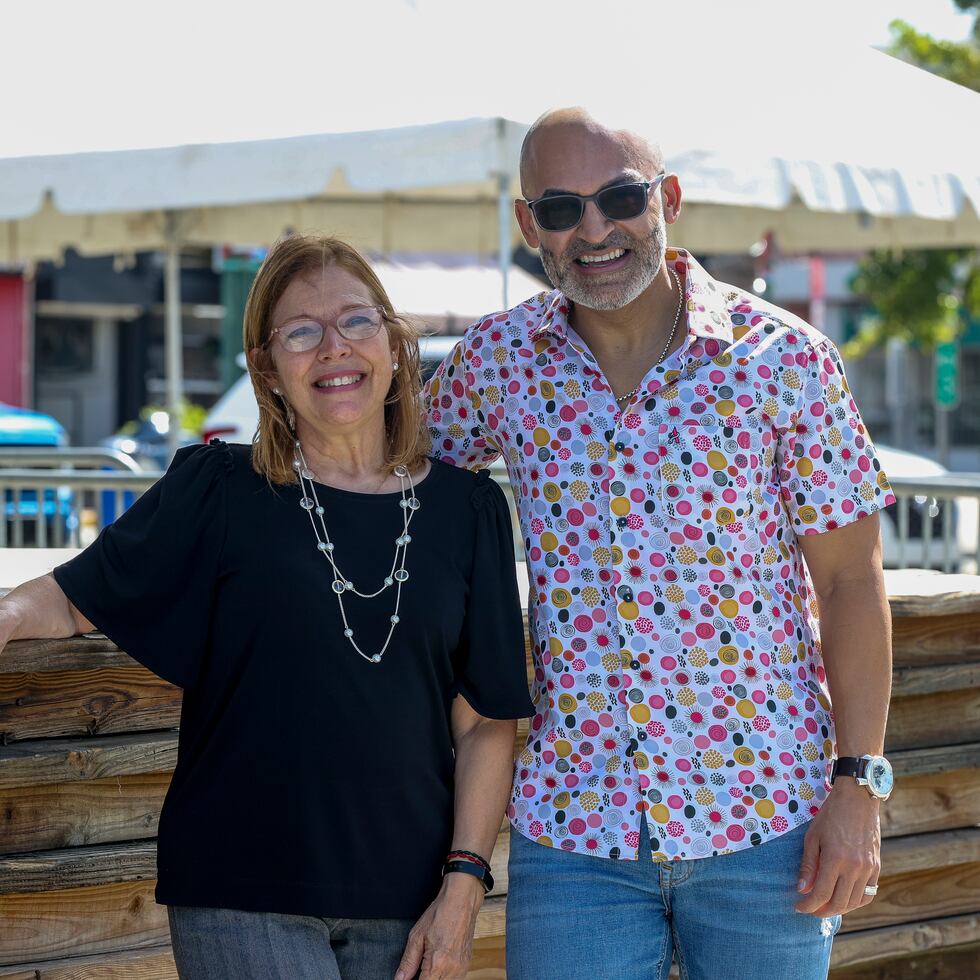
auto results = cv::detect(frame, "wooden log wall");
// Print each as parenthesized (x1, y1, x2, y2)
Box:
(1, 571, 979, 978)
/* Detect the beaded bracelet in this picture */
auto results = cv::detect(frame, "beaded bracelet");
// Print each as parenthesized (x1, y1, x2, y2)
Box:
(445, 849, 490, 872)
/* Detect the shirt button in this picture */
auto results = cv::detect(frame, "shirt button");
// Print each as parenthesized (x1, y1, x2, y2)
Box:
(616, 516, 628, 529)
(615, 441, 625, 452)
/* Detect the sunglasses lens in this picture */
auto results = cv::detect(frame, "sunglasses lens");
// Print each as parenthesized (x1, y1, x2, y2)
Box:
(280, 321, 324, 352)
(598, 183, 649, 220)
(532, 196, 584, 231)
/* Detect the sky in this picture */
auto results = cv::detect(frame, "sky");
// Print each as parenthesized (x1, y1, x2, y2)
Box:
(0, 0, 975, 158)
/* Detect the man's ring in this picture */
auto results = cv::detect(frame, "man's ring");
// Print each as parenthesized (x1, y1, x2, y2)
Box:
(863, 884, 879, 897)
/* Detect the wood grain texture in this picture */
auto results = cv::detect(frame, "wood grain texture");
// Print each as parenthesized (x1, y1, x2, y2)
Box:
(0, 880, 168, 967)
(0, 772, 171, 855)
(890, 662, 980, 697)
(0, 945, 177, 980)
(891, 612, 980, 667)
(2, 637, 130, 674)
(0, 668, 181, 743)
(881, 766, 980, 839)
(0, 841, 157, 895)
(831, 914, 980, 969)
(0, 732, 178, 790)
(885, 687, 980, 752)
(831, 943, 980, 979)
(883, 571, 980, 618)
(840, 861, 980, 933)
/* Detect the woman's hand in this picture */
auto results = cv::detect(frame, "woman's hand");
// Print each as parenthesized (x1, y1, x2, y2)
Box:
(394, 872, 484, 980)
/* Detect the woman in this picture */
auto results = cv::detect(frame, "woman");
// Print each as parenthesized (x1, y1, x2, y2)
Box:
(0, 235, 533, 980)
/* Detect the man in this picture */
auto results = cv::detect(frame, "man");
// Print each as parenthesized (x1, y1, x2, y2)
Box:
(425, 108, 894, 979)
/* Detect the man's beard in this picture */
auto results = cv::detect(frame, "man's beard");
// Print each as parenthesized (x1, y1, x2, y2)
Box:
(539, 212, 667, 311)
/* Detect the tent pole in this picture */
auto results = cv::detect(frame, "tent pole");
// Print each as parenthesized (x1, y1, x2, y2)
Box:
(164, 212, 184, 463)
(497, 172, 510, 311)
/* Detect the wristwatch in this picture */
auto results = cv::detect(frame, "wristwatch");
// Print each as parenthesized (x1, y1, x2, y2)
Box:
(831, 755, 894, 801)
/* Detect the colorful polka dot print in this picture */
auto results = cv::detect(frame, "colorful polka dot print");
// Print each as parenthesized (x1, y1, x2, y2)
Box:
(426, 249, 895, 862)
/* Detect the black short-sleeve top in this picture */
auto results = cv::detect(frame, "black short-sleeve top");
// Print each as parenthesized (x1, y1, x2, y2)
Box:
(53, 442, 533, 919)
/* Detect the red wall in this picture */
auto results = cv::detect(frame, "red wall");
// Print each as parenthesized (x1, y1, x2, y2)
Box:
(0, 274, 28, 406)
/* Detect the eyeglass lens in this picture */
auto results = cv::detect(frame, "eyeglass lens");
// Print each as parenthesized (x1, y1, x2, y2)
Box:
(277, 307, 383, 352)
(531, 181, 653, 232)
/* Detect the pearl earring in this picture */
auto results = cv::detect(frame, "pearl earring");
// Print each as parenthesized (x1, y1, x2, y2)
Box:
(273, 387, 281, 395)
(392, 361, 399, 372)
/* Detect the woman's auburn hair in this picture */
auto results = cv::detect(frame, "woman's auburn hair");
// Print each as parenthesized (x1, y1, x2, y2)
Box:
(243, 234, 431, 485)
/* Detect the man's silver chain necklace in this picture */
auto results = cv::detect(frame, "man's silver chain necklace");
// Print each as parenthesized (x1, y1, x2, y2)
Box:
(293, 441, 418, 665)
(615, 268, 684, 408)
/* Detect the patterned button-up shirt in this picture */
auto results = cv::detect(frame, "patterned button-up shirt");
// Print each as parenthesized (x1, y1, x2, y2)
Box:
(426, 248, 894, 862)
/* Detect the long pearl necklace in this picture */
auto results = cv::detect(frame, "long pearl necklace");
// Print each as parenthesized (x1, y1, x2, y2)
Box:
(293, 440, 418, 665)
(615, 267, 684, 408)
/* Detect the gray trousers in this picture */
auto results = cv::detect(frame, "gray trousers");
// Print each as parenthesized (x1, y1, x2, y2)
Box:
(168, 905, 417, 980)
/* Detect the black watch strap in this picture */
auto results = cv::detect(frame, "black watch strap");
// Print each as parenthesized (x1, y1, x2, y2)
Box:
(831, 756, 866, 782)
(442, 859, 494, 893)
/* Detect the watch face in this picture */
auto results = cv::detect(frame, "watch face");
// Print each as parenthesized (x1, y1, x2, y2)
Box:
(867, 756, 894, 798)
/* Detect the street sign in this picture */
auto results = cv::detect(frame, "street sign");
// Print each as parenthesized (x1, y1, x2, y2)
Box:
(935, 341, 960, 409)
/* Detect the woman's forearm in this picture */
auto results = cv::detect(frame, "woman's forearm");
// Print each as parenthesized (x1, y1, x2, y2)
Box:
(451, 717, 517, 862)
(0, 573, 87, 647)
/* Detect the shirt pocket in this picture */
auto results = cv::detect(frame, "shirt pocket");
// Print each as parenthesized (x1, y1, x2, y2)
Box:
(658, 415, 772, 526)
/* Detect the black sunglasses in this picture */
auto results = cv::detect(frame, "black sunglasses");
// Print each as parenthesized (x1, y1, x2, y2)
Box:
(524, 174, 666, 232)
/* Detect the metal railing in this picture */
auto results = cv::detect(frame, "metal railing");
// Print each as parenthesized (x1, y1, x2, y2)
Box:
(1, 453, 978, 574)
(885, 474, 980, 573)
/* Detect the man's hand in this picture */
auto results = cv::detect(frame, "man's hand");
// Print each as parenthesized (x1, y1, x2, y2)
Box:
(394, 873, 484, 980)
(795, 779, 881, 916)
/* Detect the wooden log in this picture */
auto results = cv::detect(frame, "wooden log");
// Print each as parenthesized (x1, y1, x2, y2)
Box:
(831, 913, 980, 971)
(0, 945, 177, 980)
(840, 860, 980, 933)
(884, 571, 980, 619)
(891, 613, 980, 668)
(0, 772, 171, 855)
(469, 935, 506, 980)
(885, 687, 980, 752)
(0, 732, 178, 790)
(0, 841, 157, 895)
(882, 766, 980, 839)
(0, 880, 168, 967)
(2, 636, 130, 674)
(474, 895, 506, 941)
(0, 668, 181, 743)
(890, 662, 980, 697)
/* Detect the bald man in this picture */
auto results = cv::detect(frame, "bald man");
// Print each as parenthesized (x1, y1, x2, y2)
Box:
(426, 109, 894, 979)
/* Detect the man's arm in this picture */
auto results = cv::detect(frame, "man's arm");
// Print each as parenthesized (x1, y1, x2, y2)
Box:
(794, 513, 891, 916)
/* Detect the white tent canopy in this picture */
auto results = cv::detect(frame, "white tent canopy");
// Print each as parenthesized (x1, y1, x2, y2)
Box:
(2, 12, 978, 455)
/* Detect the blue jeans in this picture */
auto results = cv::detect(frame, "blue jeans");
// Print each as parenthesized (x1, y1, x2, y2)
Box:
(506, 819, 840, 980)
(168, 905, 416, 980)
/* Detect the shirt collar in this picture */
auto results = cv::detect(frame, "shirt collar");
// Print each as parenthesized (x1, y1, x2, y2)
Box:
(530, 248, 735, 350)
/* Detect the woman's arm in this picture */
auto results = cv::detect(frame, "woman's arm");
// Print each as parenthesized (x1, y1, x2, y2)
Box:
(0, 573, 93, 649)
(395, 697, 517, 980)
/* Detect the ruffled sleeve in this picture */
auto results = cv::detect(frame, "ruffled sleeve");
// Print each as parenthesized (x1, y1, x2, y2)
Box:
(52, 441, 231, 689)
(452, 470, 534, 719)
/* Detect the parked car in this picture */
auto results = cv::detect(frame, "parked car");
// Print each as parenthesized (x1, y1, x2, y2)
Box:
(0, 402, 73, 544)
(202, 336, 461, 444)
(100, 411, 198, 472)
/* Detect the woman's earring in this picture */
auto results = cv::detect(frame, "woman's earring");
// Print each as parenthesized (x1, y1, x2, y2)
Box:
(272, 387, 294, 430)
(391, 361, 399, 372)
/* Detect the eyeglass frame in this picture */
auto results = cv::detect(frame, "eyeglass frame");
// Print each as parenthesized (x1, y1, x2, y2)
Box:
(523, 173, 668, 232)
(260, 304, 389, 352)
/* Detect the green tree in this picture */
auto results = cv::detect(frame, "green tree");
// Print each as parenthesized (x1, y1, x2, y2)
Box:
(847, 12, 980, 354)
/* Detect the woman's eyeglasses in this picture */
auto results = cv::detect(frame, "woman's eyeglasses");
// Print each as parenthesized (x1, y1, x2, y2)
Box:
(263, 306, 386, 353)
(524, 174, 666, 232)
